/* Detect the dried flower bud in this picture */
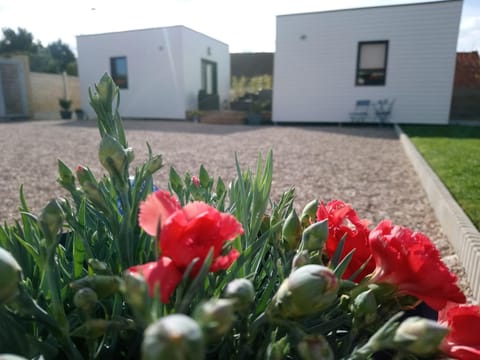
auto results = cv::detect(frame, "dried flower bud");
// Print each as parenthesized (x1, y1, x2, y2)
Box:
(393, 316, 449, 356)
(73, 287, 98, 314)
(282, 209, 302, 251)
(267, 265, 339, 319)
(297, 334, 334, 360)
(301, 199, 318, 227)
(223, 278, 255, 311)
(301, 220, 328, 251)
(142, 314, 205, 360)
(38, 198, 65, 243)
(194, 298, 235, 339)
(0, 247, 22, 304)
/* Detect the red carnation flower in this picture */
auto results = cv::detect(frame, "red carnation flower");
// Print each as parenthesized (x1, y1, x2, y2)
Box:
(130, 190, 244, 302)
(316, 200, 375, 282)
(127, 257, 183, 303)
(369, 220, 466, 310)
(439, 304, 480, 360)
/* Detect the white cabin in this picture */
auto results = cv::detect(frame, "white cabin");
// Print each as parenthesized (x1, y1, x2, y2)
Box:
(77, 26, 230, 120)
(273, 0, 463, 124)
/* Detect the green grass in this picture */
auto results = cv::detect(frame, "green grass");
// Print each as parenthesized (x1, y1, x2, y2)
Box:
(400, 125, 480, 230)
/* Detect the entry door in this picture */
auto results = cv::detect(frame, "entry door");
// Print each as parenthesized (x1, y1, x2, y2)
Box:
(0, 59, 28, 118)
(201, 59, 217, 95)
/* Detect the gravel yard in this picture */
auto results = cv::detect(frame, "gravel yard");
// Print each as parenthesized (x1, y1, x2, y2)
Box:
(0, 119, 472, 298)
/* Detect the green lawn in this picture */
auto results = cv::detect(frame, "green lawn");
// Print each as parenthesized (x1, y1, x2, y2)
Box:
(401, 125, 480, 231)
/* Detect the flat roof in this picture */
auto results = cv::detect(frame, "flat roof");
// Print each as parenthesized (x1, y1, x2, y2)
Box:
(277, 0, 462, 18)
(76, 25, 228, 46)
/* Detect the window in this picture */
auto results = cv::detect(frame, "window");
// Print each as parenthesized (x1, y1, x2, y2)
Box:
(201, 59, 217, 95)
(356, 41, 388, 86)
(110, 56, 128, 89)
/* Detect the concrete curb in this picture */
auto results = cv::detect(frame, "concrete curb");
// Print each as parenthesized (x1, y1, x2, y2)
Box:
(395, 124, 480, 302)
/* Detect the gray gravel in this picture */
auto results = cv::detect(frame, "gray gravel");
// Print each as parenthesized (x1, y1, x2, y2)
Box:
(0, 119, 472, 298)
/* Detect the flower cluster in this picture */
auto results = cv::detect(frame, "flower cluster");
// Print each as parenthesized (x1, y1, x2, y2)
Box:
(0, 74, 478, 360)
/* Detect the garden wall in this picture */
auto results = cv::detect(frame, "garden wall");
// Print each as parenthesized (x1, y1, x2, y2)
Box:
(29, 72, 81, 120)
(450, 88, 480, 120)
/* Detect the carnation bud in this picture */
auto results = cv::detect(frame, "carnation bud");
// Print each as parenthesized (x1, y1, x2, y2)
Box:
(351, 289, 377, 325)
(267, 265, 339, 319)
(70, 275, 122, 299)
(71, 318, 135, 339)
(146, 154, 163, 175)
(301, 220, 328, 251)
(38, 198, 65, 244)
(0, 247, 22, 304)
(88, 258, 111, 275)
(297, 334, 334, 360)
(266, 336, 290, 360)
(191, 175, 200, 187)
(73, 287, 98, 315)
(194, 298, 235, 340)
(301, 199, 318, 227)
(223, 278, 255, 311)
(142, 314, 205, 360)
(98, 135, 128, 178)
(291, 250, 310, 271)
(393, 317, 449, 356)
(57, 159, 76, 189)
(123, 271, 149, 311)
(282, 209, 302, 251)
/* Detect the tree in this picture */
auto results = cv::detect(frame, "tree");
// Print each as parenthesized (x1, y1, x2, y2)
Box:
(0, 27, 38, 54)
(47, 39, 76, 73)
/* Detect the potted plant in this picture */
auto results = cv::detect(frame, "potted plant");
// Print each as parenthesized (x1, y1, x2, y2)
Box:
(59, 98, 72, 119)
(74, 108, 85, 120)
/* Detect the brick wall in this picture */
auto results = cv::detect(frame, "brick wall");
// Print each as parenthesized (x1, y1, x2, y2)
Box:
(29, 72, 81, 120)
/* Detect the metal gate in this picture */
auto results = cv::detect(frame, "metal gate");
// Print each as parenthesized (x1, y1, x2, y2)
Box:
(0, 58, 29, 119)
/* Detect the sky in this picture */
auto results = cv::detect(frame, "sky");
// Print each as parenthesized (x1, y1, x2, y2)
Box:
(0, 0, 479, 54)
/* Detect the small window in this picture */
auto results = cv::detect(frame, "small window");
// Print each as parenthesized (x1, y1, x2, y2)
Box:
(110, 56, 128, 89)
(356, 41, 388, 86)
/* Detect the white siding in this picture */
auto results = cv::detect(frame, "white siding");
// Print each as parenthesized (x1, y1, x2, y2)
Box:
(273, 0, 463, 124)
(181, 28, 230, 112)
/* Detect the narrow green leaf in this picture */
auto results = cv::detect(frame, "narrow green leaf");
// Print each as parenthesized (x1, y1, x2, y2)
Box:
(333, 248, 355, 278)
(329, 233, 347, 268)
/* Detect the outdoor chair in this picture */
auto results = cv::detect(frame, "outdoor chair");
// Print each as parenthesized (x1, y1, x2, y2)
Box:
(349, 100, 371, 122)
(373, 98, 395, 124)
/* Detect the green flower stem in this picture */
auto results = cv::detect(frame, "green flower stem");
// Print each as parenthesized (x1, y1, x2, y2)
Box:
(13, 285, 82, 360)
(45, 253, 69, 333)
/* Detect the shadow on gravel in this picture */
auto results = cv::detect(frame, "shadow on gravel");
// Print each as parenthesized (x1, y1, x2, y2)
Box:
(281, 123, 398, 139)
(57, 119, 260, 135)
(57, 119, 397, 139)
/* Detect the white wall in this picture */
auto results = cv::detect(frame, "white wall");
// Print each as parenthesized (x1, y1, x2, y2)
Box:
(181, 27, 230, 111)
(273, 0, 463, 124)
(77, 26, 229, 119)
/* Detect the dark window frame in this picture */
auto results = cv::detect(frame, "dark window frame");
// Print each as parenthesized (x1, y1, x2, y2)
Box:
(201, 59, 218, 95)
(355, 40, 389, 86)
(110, 56, 128, 89)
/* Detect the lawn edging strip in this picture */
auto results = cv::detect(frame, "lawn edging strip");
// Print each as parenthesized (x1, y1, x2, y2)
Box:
(395, 124, 480, 302)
